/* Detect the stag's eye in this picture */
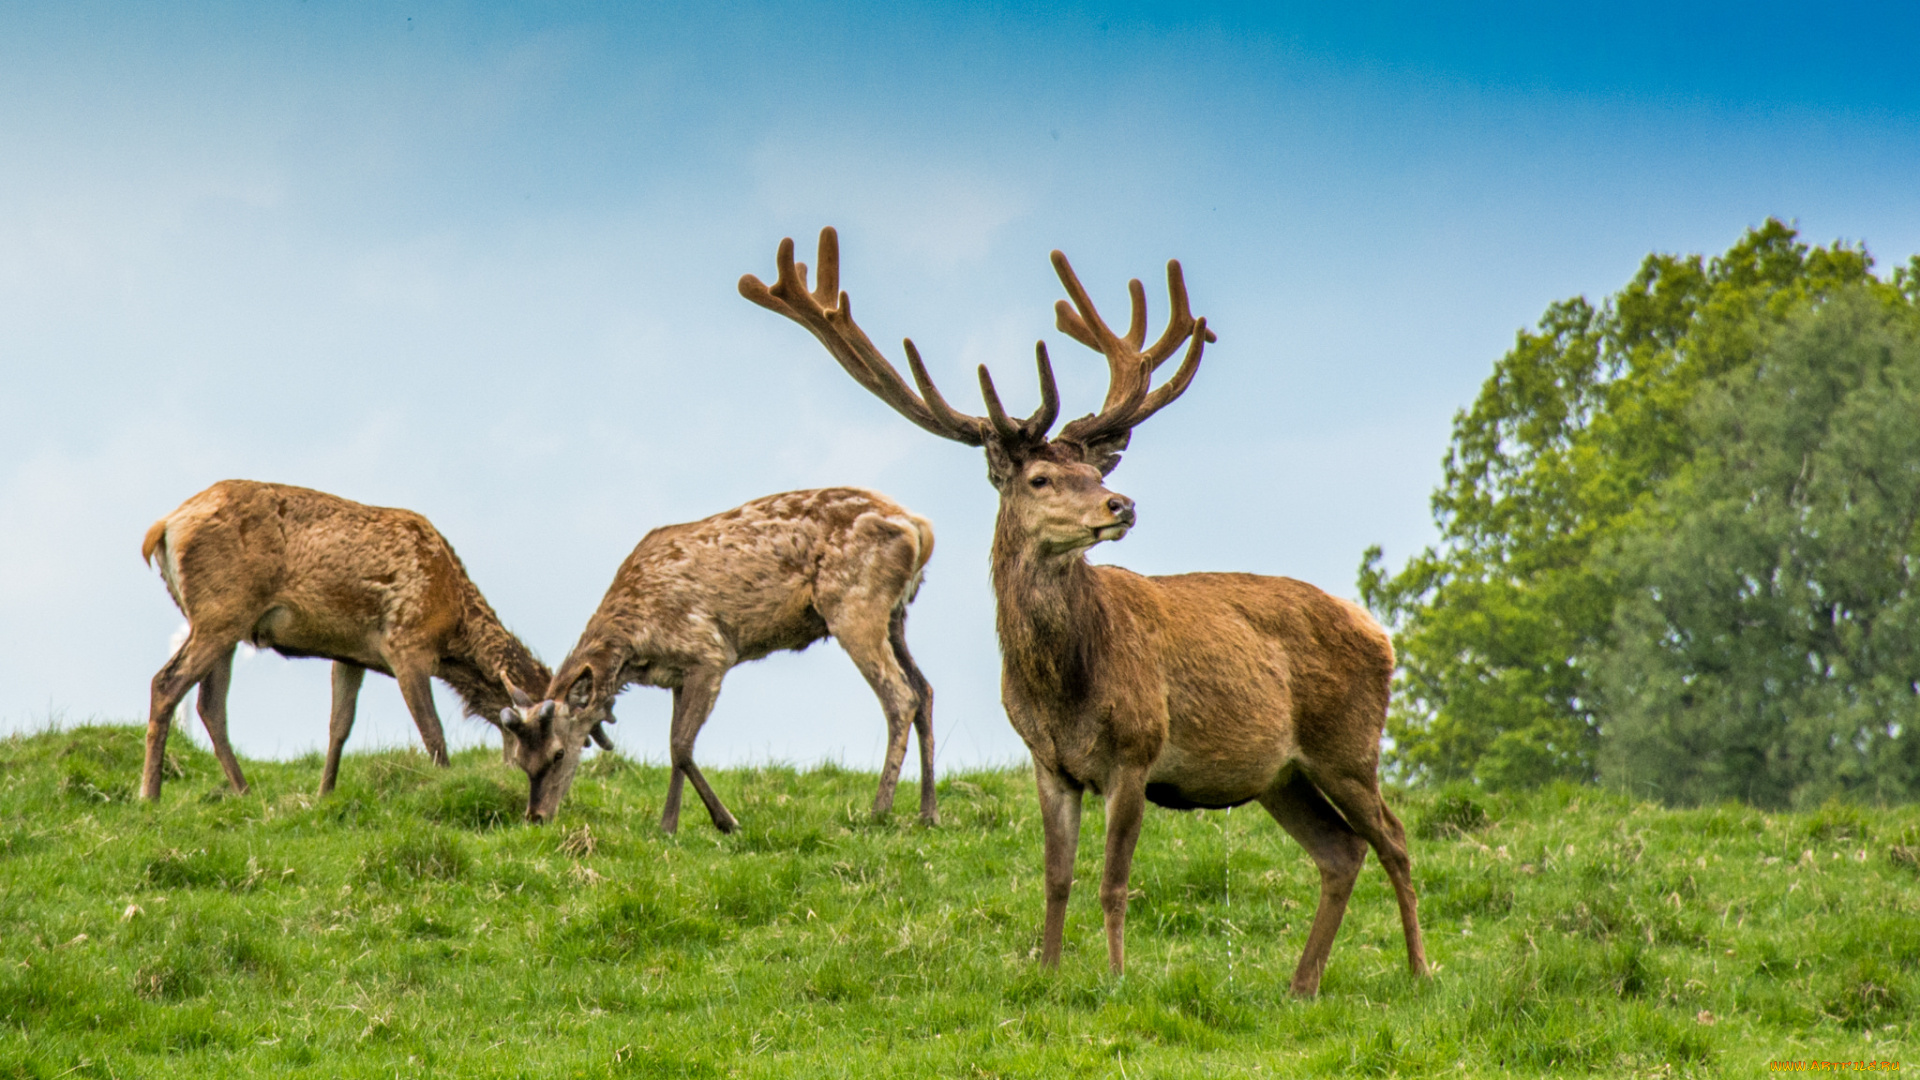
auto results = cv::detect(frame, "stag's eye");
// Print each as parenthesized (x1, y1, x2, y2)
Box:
(1029, 475, 1050, 489)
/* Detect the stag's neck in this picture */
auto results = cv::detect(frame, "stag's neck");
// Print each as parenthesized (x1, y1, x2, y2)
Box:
(443, 610, 551, 720)
(990, 516, 1113, 705)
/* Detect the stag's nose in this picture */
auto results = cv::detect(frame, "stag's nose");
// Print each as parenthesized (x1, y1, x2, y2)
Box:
(1107, 495, 1136, 525)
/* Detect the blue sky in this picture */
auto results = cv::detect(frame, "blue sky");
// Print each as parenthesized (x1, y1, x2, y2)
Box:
(3, 1, 1917, 773)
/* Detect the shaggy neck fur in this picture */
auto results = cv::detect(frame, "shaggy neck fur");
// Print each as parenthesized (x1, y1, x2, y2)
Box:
(442, 603, 552, 720)
(991, 507, 1113, 707)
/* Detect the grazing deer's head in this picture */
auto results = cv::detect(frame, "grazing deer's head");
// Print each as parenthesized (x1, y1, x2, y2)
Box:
(739, 228, 1212, 562)
(498, 676, 607, 822)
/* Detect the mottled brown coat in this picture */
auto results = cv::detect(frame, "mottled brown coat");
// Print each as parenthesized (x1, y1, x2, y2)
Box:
(505, 488, 935, 829)
(743, 228, 1427, 995)
(139, 480, 550, 800)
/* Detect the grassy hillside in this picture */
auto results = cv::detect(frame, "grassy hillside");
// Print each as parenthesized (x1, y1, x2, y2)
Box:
(2, 724, 1915, 1078)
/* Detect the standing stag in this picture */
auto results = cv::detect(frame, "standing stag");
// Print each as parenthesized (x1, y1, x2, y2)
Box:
(741, 228, 1427, 995)
(500, 488, 937, 830)
(139, 480, 572, 802)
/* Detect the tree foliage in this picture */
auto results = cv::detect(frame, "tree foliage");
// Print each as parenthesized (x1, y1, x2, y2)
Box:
(1596, 289, 1920, 806)
(1361, 220, 1918, 791)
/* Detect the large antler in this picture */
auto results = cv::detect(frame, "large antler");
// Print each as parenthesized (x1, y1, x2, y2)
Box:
(741, 228, 1059, 448)
(1051, 252, 1214, 461)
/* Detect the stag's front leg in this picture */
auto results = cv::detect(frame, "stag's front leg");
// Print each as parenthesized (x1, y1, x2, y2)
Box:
(1033, 764, 1084, 968)
(661, 669, 737, 834)
(320, 661, 366, 795)
(1099, 765, 1149, 975)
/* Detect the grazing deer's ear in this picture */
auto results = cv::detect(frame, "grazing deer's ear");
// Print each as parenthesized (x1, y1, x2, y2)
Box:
(566, 671, 593, 709)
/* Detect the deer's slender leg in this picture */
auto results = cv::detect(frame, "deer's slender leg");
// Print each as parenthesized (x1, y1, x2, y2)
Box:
(1260, 769, 1369, 996)
(1034, 763, 1084, 968)
(888, 605, 938, 824)
(143, 629, 241, 801)
(1099, 764, 1149, 975)
(661, 668, 737, 834)
(194, 646, 247, 793)
(826, 600, 921, 821)
(1309, 765, 1429, 980)
(392, 657, 450, 766)
(319, 661, 366, 795)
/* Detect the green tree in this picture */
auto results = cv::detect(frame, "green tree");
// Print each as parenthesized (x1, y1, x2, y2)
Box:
(1360, 220, 1894, 789)
(1595, 288, 1920, 807)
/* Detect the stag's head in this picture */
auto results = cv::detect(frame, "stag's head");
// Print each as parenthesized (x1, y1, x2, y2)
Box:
(497, 675, 607, 823)
(739, 228, 1210, 560)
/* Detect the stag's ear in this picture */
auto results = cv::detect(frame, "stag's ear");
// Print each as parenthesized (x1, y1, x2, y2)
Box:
(1066, 430, 1129, 477)
(983, 440, 1019, 491)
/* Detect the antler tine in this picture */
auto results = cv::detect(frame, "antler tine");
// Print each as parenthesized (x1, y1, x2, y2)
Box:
(1030, 342, 1061, 436)
(1141, 260, 1217, 370)
(1050, 250, 1153, 417)
(1124, 278, 1148, 350)
(812, 226, 839, 309)
(1130, 316, 1208, 427)
(904, 340, 987, 443)
(740, 228, 987, 446)
(1053, 254, 1211, 453)
(1053, 298, 1101, 352)
(1050, 250, 1122, 351)
(973, 344, 1062, 445)
(977, 365, 1021, 442)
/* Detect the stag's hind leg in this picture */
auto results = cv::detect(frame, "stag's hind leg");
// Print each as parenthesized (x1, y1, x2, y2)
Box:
(660, 668, 738, 834)
(1307, 766, 1429, 982)
(1259, 769, 1369, 996)
(143, 629, 243, 800)
(194, 645, 248, 793)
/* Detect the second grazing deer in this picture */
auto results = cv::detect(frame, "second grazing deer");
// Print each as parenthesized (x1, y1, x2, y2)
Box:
(139, 479, 577, 803)
(740, 228, 1427, 995)
(500, 488, 937, 829)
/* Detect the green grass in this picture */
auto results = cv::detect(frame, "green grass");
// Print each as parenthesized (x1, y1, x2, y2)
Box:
(1, 724, 1916, 1077)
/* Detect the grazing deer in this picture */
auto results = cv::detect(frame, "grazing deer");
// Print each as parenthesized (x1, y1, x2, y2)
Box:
(740, 228, 1428, 995)
(499, 488, 937, 830)
(139, 479, 566, 802)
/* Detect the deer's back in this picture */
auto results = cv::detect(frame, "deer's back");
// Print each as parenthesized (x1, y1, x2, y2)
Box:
(158, 480, 469, 660)
(592, 488, 930, 666)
